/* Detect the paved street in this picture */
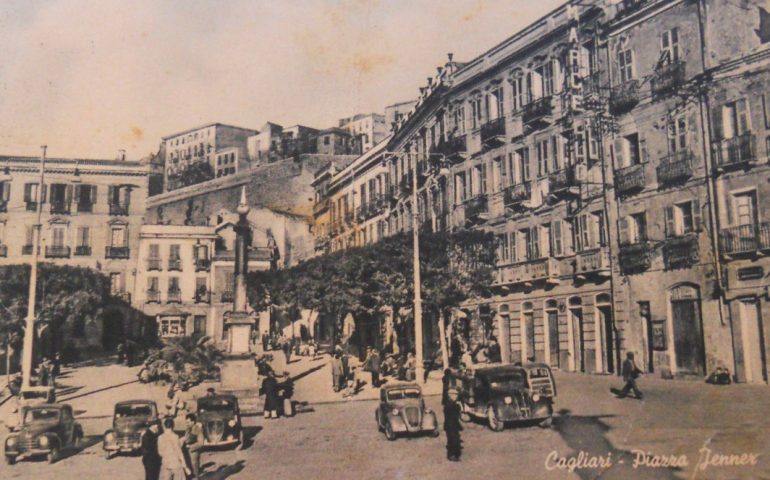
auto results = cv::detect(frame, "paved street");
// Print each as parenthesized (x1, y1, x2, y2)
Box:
(1, 359, 769, 480)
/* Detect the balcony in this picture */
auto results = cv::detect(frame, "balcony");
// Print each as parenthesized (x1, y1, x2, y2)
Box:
(314, 237, 330, 251)
(581, 70, 604, 98)
(194, 290, 211, 304)
(74, 245, 92, 256)
(25, 201, 38, 212)
(50, 202, 71, 215)
(399, 174, 413, 196)
(168, 257, 182, 271)
(45, 246, 71, 258)
(167, 290, 182, 304)
(575, 248, 611, 277)
(618, 242, 652, 274)
(609, 80, 639, 115)
(719, 222, 770, 257)
(480, 117, 506, 147)
(651, 61, 686, 98)
(146, 290, 161, 304)
(147, 257, 162, 271)
(313, 197, 330, 216)
(463, 196, 489, 224)
(344, 210, 356, 226)
(109, 203, 130, 216)
(614, 164, 646, 196)
(503, 182, 531, 211)
(656, 150, 694, 186)
(105, 246, 130, 259)
(0, 245, 6, 257)
(663, 234, 699, 270)
(712, 134, 757, 172)
(195, 257, 210, 272)
(548, 166, 578, 196)
(496, 258, 560, 287)
(221, 290, 235, 304)
(22, 245, 34, 255)
(76, 202, 94, 213)
(436, 135, 468, 164)
(522, 97, 554, 129)
(114, 292, 131, 303)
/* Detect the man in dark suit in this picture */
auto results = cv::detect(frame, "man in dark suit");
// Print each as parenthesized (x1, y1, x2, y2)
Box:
(140, 420, 162, 480)
(443, 388, 463, 461)
(618, 352, 643, 399)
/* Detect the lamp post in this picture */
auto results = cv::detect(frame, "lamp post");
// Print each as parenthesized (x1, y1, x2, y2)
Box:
(409, 152, 425, 384)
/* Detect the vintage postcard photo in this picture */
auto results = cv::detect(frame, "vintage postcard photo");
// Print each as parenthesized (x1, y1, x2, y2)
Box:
(0, 0, 769, 478)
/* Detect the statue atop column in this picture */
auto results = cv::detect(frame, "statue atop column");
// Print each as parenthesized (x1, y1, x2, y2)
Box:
(225, 186, 256, 354)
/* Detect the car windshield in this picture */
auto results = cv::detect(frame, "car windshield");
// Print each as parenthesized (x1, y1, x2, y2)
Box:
(527, 367, 551, 379)
(116, 404, 154, 418)
(487, 374, 525, 391)
(198, 399, 234, 412)
(24, 408, 60, 423)
(21, 391, 49, 400)
(386, 388, 421, 401)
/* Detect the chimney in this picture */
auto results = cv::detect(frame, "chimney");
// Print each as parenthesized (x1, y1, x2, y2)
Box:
(118, 149, 126, 161)
(447, 53, 454, 62)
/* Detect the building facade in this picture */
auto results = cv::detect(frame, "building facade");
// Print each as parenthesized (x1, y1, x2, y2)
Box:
(338, 113, 388, 153)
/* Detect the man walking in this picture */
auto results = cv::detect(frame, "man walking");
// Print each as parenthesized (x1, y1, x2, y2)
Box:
(617, 352, 644, 399)
(443, 388, 463, 461)
(183, 413, 205, 479)
(158, 418, 190, 480)
(330, 352, 343, 392)
(140, 420, 162, 480)
(262, 370, 280, 419)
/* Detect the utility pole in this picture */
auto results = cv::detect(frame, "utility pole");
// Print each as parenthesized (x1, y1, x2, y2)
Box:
(410, 152, 425, 384)
(21, 145, 46, 388)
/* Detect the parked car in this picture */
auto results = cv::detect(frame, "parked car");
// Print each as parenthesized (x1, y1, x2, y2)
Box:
(4, 404, 83, 465)
(103, 400, 159, 459)
(196, 394, 243, 448)
(18, 386, 56, 407)
(375, 383, 439, 441)
(454, 363, 556, 432)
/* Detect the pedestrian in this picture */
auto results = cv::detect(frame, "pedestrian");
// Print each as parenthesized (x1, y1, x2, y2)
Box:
(443, 387, 463, 462)
(343, 366, 360, 398)
(441, 368, 455, 406)
(370, 348, 381, 388)
(616, 352, 643, 399)
(140, 420, 162, 480)
(165, 385, 185, 419)
(486, 336, 501, 363)
(706, 367, 732, 385)
(340, 352, 350, 387)
(117, 342, 125, 365)
(157, 418, 190, 480)
(308, 340, 317, 359)
(330, 352, 343, 392)
(183, 413, 205, 480)
(38, 358, 50, 387)
(262, 370, 280, 419)
(53, 353, 62, 376)
(282, 338, 292, 365)
(262, 332, 269, 352)
(205, 387, 216, 398)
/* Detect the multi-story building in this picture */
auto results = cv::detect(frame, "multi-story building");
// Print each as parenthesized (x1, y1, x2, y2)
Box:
(134, 220, 277, 345)
(247, 123, 320, 164)
(316, 128, 360, 156)
(163, 123, 257, 191)
(312, 0, 770, 383)
(338, 113, 387, 153)
(384, 100, 418, 133)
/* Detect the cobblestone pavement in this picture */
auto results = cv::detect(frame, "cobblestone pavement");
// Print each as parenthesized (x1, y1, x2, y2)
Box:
(1, 359, 769, 479)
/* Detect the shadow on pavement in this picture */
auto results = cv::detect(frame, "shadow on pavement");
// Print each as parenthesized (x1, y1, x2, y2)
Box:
(58, 379, 139, 402)
(56, 434, 103, 463)
(202, 459, 245, 480)
(290, 363, 326, 383)
(552, 409, 681, 479)
(240, 425, 263, 450)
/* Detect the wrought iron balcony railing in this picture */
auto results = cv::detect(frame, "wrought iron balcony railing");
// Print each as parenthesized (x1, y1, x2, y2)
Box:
(168, 258, 182, 271)
(719, 222, 770, 256)
(109, 203, 130, 216)
(147, 257, 162, 271)
(194, 290, 211, 304)
(313, 197, 330, 215)
(480, 117, 506, 146)
(712, 134, 757, 171)
(651, 61, 686, 97)
(195, 257, 210, 272)
(609, 80, 639, 115)
(463, 195, 488, 221)
(77, 202, 94, 213)
(436, 135, 467, 163)
(50, 202, 71, 215)
(575, 247, 611, 276)
(105, 246, 130, 259)
(615, 163, 646, 195)
(495, 258, 560, 286)
(503, 182, 531, 209)
(146, 290, 161, 304)
(167, 290, 182, 304)
(74, 245, 92, 256)
(663, 234, 699, 270)
(45, 245, 71, 258)
(548, 166, 577, 193)
(618, 242, 652, 274)
(25, 201, 38, 212)
(220, 290, 235, 304)
(22, 245, 34, 255)
(522, 97, 554, 127)
(656, 149, 694, 186)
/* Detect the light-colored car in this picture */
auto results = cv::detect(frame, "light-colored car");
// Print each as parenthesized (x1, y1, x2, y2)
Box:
(375, 383, 439, 441)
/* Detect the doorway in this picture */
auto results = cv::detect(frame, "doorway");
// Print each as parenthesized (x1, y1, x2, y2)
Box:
(740, 299, 767, 383)
(545, 300, 560, 368)
(670, 285, 706, 376)
(569, 306, 585, 372)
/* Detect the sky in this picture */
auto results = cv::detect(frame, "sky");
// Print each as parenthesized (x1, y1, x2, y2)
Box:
(0, 0, 564, 160)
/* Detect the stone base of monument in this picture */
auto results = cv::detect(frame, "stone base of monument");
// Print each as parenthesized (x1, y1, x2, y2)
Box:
(219, 355, 263, 414)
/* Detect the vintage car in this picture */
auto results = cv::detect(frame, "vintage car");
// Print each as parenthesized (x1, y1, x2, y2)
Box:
(19, 386, 56, 407)
(196, 394, 243, 448)
(103, 400, 159, 459)
(375, 383, 439, 441)
(4, 403, 83, 465)
(455, 363, 556, 432)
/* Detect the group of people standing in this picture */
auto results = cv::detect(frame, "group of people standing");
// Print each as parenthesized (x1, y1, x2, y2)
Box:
(139, 413, 204, 480)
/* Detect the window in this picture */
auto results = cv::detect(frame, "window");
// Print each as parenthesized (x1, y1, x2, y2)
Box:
(551, 136, 561, 172)
(660, 28, 680, 65)
(24, 183, 46, 210)
(0, 182, 9, 209)
(49, 183, 69, 204)
(665, 200, 701, 237)
(110, 226, 126, 247)
(511, 76, 526, 111)
(471, 97, 483, 129)
(110, 272, 123, 295)
(454, 105, 466, 134)
(551, 220, 564, 257)
(497, 233, 511, 264)
(168, 277, 180, 293)
(169, 244, 181, 260)
(615, 133, 643, 167)
(455, 172, 467, 203)
(523, 227, 540, 260)
(475, 164, 488, 195)
(160, 318, 186, 338)
(619, 212, 648, 245)
(51, 225, 66, 247)
(517, 147, 531, 182)
(75, 185, 96, 212)
(537, 61, 556, 97)
(324, 136, 330, 145)
(193, 316, 207, 336)
(540, 224, 551, 257)
(618, 48, 634, 83)
(488, 87, 504, 120)
(195, 277, 207, 296)
(722, 99, 751, 139)
(729, 190, 758, 227)
(594, 211, 607, 247)
(77, 227, 90, 247)
(667, 115, 687, 152)
(536, 139, 550, 176)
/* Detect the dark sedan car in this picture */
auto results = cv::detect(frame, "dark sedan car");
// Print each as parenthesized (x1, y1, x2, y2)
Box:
(103, 400, 159, 459)
(4, 404, 83, 465)
(375, 383, 439, 441)
(196, 394, 243, 448)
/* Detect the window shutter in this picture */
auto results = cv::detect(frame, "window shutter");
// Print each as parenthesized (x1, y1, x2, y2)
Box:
(552, 58, 563, 94)
(553, 220, 563, 257)
(90, 185, 97, 204)
(618, 217, 630, 245)
(584, 215, 594, 248)
(74, 185, 81, 203)
(613, 138, 625, 168)
(41, 184, 47, 204)
(573, 217, 582, 252)
(510, 232, 517, 262)
(711, 106, 724, 141)
(24, 183, 32, 203)
(639, 137, 648, 163)
(736, 99, 751, 134)
(664, 206, 675, 238)
(692, 199, 702, 232)
(108, 186, 116, 205)
(65, 185, 73, 204)
(725, 194, 734, 226)
(1, 183, 9, 202)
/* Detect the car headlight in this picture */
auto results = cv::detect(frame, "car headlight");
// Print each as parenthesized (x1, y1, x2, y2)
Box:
(504, 396, 513, 404)
(228, 420, 236, 427)
(105, 432, 116, 441)
(532, 393, 541, 402)
(391, 408, 399, 415)
(6, 437, 16, 446)
(424, 408, 432, 414)
(39, 436, 49, 447)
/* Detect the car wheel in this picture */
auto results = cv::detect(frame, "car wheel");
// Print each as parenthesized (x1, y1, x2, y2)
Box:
(5, 456, 16, 466)
(540, 416, 553, 428)
(459, 407, 472, 423)
(375, 410, 383, 432)
(104, 450, 112, 460)
(74, 431, 83, 447)
(384, 421, 397, 441)
(48, 446, 59, 464)
(430, 428, 440, 438)
(238, 430, 245, 449)
(487, 407, 504, 432)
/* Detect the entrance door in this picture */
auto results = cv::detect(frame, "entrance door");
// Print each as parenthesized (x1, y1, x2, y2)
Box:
(598, 305, 615, 374)
(671, 299, 706, 375)
(570, 308, 585, 372)
(740, 299, 767, 383)
(547, 309, 560, 368)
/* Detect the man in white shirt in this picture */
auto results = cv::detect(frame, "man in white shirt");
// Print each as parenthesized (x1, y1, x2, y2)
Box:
(157, 418, 190, 480)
